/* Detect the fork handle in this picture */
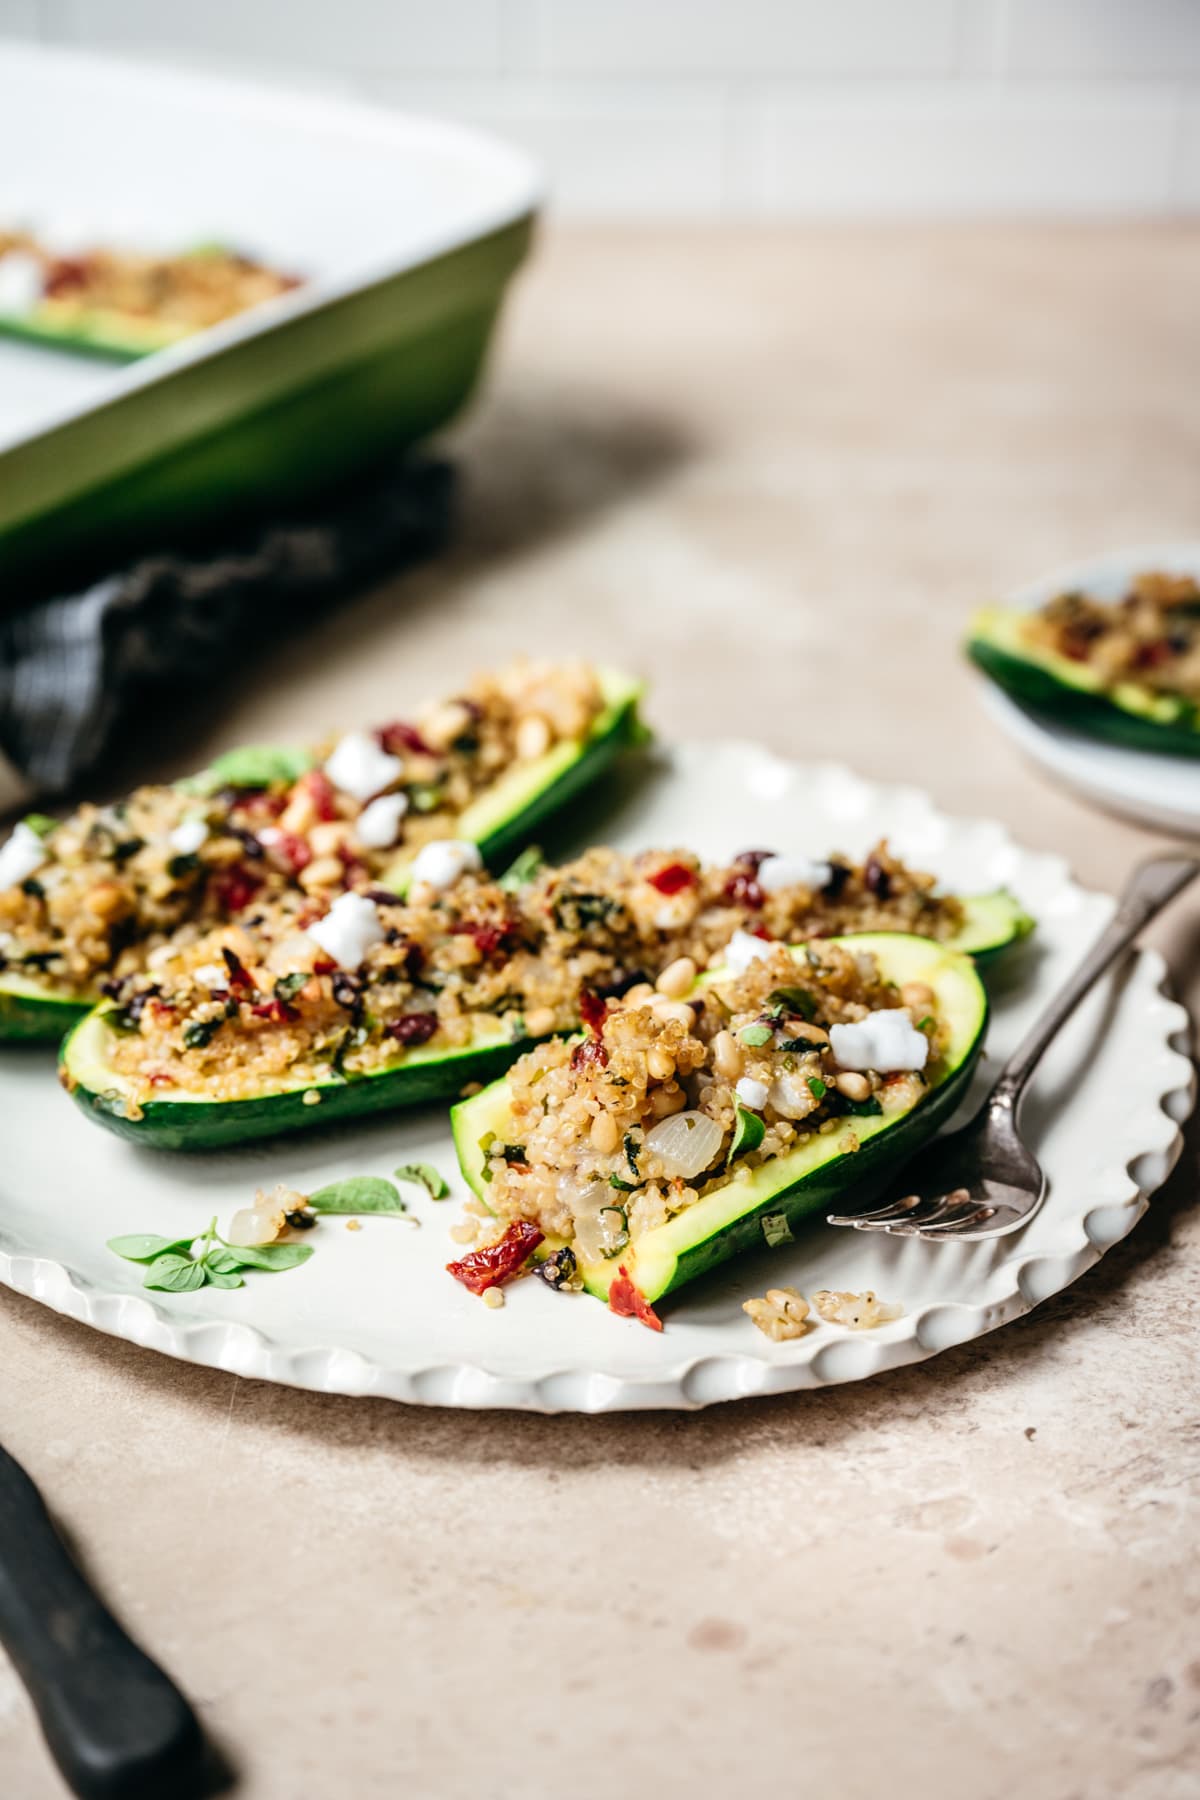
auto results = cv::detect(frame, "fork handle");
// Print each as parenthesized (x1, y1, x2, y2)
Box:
(992, 851, 1198, 1109)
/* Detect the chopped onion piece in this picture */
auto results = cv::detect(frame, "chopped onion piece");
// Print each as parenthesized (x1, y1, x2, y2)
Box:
(644, 1110, 723, 1180)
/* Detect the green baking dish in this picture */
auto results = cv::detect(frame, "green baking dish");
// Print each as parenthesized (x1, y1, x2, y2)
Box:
(0, 47, 541, 591)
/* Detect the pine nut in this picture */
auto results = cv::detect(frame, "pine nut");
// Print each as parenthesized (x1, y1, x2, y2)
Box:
(650, 998, 696, 1029)
(647, 1045, 676, 1081)
(623, 983, 655, 1005)
(901, 981, 936, 1011)
(655, 956, 697, 999)
(713, 1030, 744, 1080)
(590, 1111, 620, 1153)
(299, 856, 344, 891)
(515, 714, 552, 760)
(524, 1006, 557, 1039)
(785, 1020, 829, 1044)
(835, 1071, 871, 1102)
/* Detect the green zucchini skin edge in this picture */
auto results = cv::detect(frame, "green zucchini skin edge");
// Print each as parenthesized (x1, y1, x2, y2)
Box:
(968, 615, 1200, 759)
(59, 1013, 531, 1152)
(452, 933, 989, 1308)
(0, 672, 647, 1046)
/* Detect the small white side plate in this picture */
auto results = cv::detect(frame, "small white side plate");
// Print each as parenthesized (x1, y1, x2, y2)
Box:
(976, 541, 1200, 835)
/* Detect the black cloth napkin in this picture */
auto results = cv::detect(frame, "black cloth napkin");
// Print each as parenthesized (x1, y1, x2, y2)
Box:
(0, 456, 454, 799)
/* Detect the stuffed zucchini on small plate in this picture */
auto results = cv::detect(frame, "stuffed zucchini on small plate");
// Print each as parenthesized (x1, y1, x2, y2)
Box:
(450, 933, 988, 1321)
(0, 660, 643, 1042)
(60, 839, 1021, 1151)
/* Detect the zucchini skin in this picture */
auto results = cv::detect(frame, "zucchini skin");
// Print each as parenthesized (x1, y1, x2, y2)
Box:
(968, 633, 1200, 759)
(0, 986, 92, 1043)
(59, 1022, 529, 1152)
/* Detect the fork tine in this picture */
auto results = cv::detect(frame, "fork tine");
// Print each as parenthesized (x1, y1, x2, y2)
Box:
(914, 1205, 998, 1239)
(882, 1189, 977, 1235)
(825, 1192, 924, 1228)
(842, 1196, 951, 1233)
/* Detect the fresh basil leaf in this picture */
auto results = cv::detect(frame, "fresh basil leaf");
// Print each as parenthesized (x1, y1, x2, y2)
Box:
(761, 1213, 793, 1248)
(202, 1266, 245, 1290)
(309, 1177, 407, 1217)
(223, 1242, 315, 1272)
(21, 812, 58, 839)
(391, 1162, 450, 1201)
(608, 1174, 637, 1192)
(807, 1076, 827, 1100)
(183, 1017, 223, 1050)
(108, 1233, 195, 1263)
(275, 971, 311, 1001)
(203, 1246, 246, 1276)
(768, 986, 817, 1021)
(143, 1254, 206, 1293)
(739, 1024, 773, 1047)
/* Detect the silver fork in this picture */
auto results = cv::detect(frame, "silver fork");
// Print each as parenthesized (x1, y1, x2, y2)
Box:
(827, 851, 1198, 1242)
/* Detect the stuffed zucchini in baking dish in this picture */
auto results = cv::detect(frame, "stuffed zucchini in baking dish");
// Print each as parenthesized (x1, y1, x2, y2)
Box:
(450, 933, 987, 1319)
(1, 660, 644, 1042)
(61, 839, 1012, 1151)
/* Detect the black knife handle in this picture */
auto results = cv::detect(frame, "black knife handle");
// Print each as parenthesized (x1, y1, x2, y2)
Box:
(0, 1444, 208, 1800)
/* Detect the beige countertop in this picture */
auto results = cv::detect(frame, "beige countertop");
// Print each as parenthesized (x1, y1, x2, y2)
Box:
(3, 225, 1199, 1799)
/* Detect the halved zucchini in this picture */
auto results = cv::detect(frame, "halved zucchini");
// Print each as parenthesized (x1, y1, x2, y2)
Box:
(59, 1008, 530, 1152)
(2, 666, 647, 1045)
(0, 303, 183, 361)
(948, 890, 1034, 963)
(968, 605, 1200, 758)
(452, 933, 988, 1308)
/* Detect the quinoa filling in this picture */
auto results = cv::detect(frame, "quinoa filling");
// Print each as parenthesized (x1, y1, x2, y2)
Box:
(1, 659, 607, 1002)
(1028, 570, 1200, 702)
(87, 844, 958, 1107)
(471, 941, 945, 1265)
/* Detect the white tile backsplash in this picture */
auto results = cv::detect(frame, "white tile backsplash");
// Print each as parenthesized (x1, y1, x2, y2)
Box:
(742, 84, 1180, 215)
(528, 0, 959, 77)
(1004, 0, 1200, 79)
(5, 0, 1200, 215)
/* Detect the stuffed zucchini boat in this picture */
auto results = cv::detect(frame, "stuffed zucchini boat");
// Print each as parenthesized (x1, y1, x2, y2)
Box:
(969, 569, 1200, 758)
(1, 660, 645, 1043)
(0, 234, 303, 359)
(450, 933, 987, 1316)
(60, 839, 1011, 1151)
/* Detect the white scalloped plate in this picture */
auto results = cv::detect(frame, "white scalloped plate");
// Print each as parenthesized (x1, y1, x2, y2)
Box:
(0, 745, 1193, 1411)
(976, 540, 1200, 835)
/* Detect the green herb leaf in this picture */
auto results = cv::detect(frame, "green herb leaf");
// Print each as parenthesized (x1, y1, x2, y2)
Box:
(202, 1266, 245, 1290)
(143, 1254, 206, 1293)
(183, 1016, 224, 1050)
(407, 783, 444, 814)
(221, 1243, 315, 1272)
(202, 744, 314, 790)
(108, 1232, 195, 1263)
(807, 1076, 827, 1100)
(309, 1177, 408, 1217)
(917, 1015, 933, 1030)
(393, 1162, 450, 1201)
(275, 971, 311, 1001)
(608, 1174, 637, 1192)
(739, 1024, 773, 1047)
(768, 986, 817, 1020)
(21, 812, 58, 839)
(729, 1105, 765, 1164)
(761, 1213, 793, 1248)
(498, 845, 545, 892)
(203, 1247, 246, 1276)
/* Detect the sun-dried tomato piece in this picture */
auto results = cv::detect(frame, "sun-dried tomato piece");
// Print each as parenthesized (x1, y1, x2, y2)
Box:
(299, 769, 339, 822)
(221, 947, 256, 993)
(607, 1265, 663, 1332)
(646, 861, 698, 896)
(446, 1220, 544, 1295)
(578, 987, 609, 1037)
(212, 866, 263, 914)
(386, 1011, 439, 1046)
(44, 256, 89, 297)
(450, 918, 520, 960)
(271, 831, 312, 873)
(378, 720, 435, 758)
(1133, 639, 1173, 670)
(249, 996, 298, 1024)
(311, 954, 337, 973)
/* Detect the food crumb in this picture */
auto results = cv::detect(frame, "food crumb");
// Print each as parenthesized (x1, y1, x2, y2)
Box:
(483, 1287, 505, 1309)
(459, 1081, 483, 1098)
(302, 1089, 322, 1107)
(345, 1218, 362, 1232)
(743, 1287, 810, 1341)
(811, 1288, 902, 1329)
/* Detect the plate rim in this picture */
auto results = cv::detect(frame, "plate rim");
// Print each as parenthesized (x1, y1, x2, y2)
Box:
(1, 753, 1194, 1412)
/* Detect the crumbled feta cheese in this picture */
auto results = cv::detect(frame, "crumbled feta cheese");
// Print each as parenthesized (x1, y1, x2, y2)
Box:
(409, 838, 482, 893)
(735, 1076, 770, 1112)
(193, 963, 227, 988)
(0, 251, 45, 316)
(757, 853, 832, 895)
(767, 1074, 819, 1120)
(725, 928, 776, 976)
(0, 822, 48, 890)
(355, 791, 409, 849)
(168, 817, 209, 856)
(324, 731, 403, 802)
(830, 1008, 929, 1074)
(257, 826, 283, 846)
(306, 892, 386, 969)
